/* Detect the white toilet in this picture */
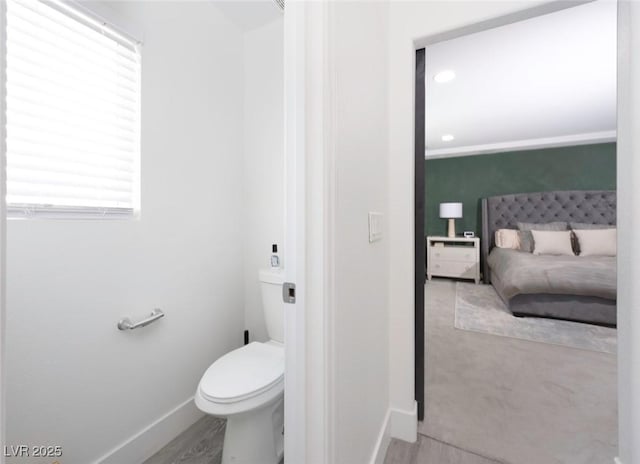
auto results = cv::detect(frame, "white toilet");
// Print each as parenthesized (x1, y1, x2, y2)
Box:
(195, 268, 284, 464)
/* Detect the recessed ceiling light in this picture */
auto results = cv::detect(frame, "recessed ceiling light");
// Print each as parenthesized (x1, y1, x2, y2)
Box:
(434, 70, 456, 83)
(441, 134, 455, 142)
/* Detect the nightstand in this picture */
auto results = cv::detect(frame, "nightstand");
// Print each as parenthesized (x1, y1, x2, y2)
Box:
(426, 236, 480, 284)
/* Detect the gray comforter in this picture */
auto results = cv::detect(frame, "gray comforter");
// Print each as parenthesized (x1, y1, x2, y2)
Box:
(487, 248, 617, 301)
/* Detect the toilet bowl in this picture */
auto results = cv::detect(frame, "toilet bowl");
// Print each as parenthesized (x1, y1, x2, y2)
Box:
(195, 268, 285, 464)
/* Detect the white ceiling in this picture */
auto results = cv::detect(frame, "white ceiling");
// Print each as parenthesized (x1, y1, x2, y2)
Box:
(211, 0, 282, 32)
(425, 1, 617, 158)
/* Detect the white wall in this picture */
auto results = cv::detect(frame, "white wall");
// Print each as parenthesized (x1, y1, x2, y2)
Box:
(386, 0, 550, 431)
(243, 18, 284, 343)
(302, 3, 572, 461)
(327, 2, 391, 462)
(5, 3, 246, 463)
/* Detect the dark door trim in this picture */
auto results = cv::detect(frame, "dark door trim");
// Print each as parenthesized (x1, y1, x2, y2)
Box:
(414, 48, 426, 421)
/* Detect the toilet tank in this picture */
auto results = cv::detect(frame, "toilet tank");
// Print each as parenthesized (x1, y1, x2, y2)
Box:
(259, 268, 285, 343)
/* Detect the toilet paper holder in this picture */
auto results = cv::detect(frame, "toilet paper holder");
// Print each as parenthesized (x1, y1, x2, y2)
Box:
(117, 308, 165, 330)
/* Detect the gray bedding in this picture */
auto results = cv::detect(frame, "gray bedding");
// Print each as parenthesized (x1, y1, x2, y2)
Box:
(480, 190, 617, 326)
(487, 248, 617, 301)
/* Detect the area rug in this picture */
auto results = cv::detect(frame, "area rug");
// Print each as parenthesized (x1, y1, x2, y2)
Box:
(454, 282, 616, 354)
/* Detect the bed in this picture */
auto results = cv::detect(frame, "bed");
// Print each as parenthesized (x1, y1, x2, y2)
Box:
(480, 190, 617, 326)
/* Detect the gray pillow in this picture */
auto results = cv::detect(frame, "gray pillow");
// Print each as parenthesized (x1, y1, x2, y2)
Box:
(570, 222, 616, 230)
(569, 222, 616, 254)
(517, 221, 568, 253)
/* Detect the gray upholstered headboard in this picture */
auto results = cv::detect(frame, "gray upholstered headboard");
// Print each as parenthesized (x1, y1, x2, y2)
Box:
(481, 190, 616, 283)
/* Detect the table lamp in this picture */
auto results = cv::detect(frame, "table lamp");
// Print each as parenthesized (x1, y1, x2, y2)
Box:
(439, 202, 463, 238)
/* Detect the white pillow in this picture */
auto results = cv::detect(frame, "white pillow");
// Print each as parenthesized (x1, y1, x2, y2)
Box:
(573, 228, 617, 256)
(495, 229, 520, 249)
(531, 230, 574, 256)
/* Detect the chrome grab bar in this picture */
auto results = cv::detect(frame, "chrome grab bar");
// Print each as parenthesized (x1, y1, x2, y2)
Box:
(117, 308, 165, 331)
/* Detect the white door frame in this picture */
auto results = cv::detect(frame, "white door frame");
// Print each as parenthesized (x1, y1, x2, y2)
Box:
(0, 1, 7, 462)
(284, 2, 333, 463)
(283, 2, 308, 462)
(616, 2, 640, 462)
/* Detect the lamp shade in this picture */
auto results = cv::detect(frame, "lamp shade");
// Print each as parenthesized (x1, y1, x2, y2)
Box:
(439, 202, 463, 219)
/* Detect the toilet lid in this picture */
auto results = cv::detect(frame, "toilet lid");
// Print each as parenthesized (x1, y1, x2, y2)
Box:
(199, 342, 284, 403)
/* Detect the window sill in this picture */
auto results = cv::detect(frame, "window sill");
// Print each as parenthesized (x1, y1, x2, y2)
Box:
(7, 205, 138, 221)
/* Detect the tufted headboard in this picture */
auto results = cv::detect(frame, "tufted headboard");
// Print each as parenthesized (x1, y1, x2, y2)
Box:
(481, 190, 616, 283)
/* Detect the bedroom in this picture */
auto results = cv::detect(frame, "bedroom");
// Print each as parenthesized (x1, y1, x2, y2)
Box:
(420, 2, 617, 463)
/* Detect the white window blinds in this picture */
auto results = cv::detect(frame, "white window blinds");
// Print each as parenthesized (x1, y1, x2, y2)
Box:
(6, 0, 141, 218)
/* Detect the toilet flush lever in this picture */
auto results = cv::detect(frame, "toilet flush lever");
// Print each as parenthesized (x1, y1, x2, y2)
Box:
(117, 308, 165, 330)
(283, 282, 296, 304)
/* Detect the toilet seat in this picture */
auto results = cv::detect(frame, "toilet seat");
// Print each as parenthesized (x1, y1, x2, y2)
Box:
(199, 342, 284, 404)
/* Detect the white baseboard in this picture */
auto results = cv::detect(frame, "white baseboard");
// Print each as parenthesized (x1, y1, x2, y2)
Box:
(369, 409, 392, 464)
(390, 401, 418, 443)
(95, 396, 204, 464)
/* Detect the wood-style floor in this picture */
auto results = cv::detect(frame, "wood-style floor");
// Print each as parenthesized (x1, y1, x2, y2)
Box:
(384, 436, 502, 464)
(143, 416, 226, 464)
(143, 416, 284, 464)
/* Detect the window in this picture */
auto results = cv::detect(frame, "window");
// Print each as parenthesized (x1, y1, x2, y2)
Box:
(6, 0, 141, 218)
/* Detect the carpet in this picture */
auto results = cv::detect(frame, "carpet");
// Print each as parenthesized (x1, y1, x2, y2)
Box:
(454, 282, 616, 354)
(422, 280, 617, 464)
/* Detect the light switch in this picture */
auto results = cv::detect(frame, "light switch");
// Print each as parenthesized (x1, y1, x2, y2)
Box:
(369, 212, 383, 242)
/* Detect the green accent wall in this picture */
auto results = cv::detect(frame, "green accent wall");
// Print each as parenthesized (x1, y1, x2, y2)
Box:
(425, 143, 617, 238)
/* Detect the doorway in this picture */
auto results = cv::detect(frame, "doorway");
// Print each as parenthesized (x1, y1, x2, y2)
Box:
(415, 2, 618, 462)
